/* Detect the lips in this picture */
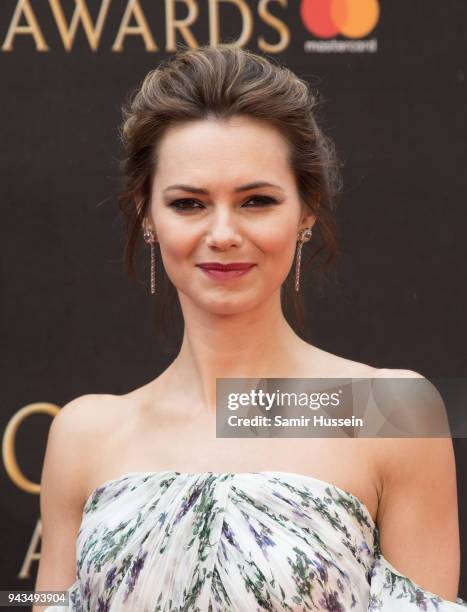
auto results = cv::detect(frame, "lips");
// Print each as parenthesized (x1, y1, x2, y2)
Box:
(196, 262, 255, 271)
(196, 262, 256, 281)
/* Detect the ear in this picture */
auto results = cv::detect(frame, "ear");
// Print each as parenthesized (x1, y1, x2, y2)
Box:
(141, 217, 157, 238)
(299, 208, 316, 232)
(135, 193, 156, 235)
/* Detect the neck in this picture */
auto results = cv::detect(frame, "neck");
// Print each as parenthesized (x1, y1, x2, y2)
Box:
(164, 289, 308, 413)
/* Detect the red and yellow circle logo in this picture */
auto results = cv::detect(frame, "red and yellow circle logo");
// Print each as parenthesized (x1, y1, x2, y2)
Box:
(300, 0, 380, 39)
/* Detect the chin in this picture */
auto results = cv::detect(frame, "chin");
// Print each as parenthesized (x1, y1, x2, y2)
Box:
(198, 294, 260, 316)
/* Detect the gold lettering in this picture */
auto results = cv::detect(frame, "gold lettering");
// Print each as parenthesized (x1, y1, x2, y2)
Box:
(258, 0, 290, 53)
(209, 0, 253, 47)
(3, 403, 59, 494)
(112, 0, 158, 52)
(165, 0, 199, 52)
(2, 0, 49, 52)
(18, 519, 42, 578)
(48, 0, 112, 52)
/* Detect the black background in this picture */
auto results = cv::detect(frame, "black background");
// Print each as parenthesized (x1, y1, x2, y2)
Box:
(1, 0, 466, 599)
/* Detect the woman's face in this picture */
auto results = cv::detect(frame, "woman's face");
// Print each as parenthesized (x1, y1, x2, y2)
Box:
(147, 115, 315, 315)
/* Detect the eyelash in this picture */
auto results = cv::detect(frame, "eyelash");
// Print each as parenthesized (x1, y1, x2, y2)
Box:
(168, 196, 278, 211)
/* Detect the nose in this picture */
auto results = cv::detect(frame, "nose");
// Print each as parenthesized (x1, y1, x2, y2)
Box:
(205, 208, 242, 250)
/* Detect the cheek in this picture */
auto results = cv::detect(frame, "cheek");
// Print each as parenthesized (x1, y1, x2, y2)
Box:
(154, 214, 199, 263)
(250, 225, 298, 291)
(256, 222, 297, 265)
(261, 230, 295, 255)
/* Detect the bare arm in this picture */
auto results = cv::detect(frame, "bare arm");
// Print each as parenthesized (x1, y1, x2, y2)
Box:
(375, 372, 460, 601)
(33, 395, 98, 612)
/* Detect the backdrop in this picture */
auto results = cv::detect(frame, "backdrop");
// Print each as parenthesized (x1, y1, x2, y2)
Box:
(1, 0, 466, 600)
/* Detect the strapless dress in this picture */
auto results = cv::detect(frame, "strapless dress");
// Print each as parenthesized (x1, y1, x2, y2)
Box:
(43, 470, 467, 610)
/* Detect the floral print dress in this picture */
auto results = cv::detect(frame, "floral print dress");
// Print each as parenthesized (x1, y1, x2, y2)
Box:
(43, 470, 467, 611)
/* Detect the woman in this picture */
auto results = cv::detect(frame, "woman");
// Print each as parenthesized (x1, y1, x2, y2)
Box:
(36, 45, 466, 610)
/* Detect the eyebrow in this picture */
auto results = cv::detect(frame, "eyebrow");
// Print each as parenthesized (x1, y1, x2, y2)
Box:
(162, 181, 284, 194)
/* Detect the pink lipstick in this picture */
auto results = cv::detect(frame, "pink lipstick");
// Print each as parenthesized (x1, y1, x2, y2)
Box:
(196, 262, 256, 281)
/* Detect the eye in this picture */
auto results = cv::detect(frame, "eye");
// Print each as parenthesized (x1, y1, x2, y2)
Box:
(168, 198, 203, 211)
(243, 196, 278, 208)
(168, 195, 279, 211)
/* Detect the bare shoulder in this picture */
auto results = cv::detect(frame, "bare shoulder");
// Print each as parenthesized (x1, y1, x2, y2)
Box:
(43, 393, 125, 504)
(50, 393, 123, 447)
(307, 344, 382, 377)
(305, 348, 392, 498)
(368, 369, 457, 521)
(373, 400, 460, 596)
(371, 367, 425, 379)
(51, 392, 119, 429)
(367, 366, 429, 462)
(308, 356, 444, 516)
(36, 393, 125, 601)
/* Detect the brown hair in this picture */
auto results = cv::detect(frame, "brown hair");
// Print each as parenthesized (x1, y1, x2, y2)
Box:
(117, 44, 342, 338)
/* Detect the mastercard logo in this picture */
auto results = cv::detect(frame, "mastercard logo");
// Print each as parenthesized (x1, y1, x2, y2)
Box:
(300, 0, 380, 39)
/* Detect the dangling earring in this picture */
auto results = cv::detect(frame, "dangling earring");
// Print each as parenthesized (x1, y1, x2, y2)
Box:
(143, 228, 157, 294)
(294, 227, 313, 292)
